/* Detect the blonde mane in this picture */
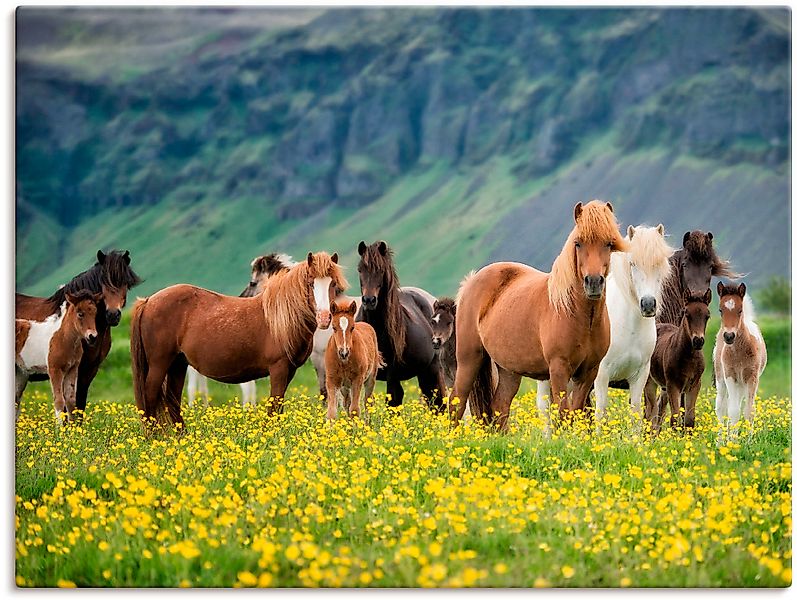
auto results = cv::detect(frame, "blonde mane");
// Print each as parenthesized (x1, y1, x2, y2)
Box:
(260, 252, 348, 360)
(548, 200, 629, 315)
(456, 270, 477, 306)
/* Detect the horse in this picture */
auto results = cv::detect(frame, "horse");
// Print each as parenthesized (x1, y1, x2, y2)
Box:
(591, 224, 674, 427)
(130, 251, 346, 430)
(15, 250, 142, 413)
(185, 253, 296, 408)
(16, 291, 103, 423)
(430, 297, 457, 390)
(356, 240, 447, 411)
(714, 282, 767, 441)
(453, 200, 629, 433)
(324, 300, 382, 420)
(644, 290, 711, 433)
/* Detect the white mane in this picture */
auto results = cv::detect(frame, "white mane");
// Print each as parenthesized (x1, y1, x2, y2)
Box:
(743, 294, 763, 343)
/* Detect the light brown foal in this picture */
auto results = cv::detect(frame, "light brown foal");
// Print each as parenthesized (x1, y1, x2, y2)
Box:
(325, 300, 381, 420)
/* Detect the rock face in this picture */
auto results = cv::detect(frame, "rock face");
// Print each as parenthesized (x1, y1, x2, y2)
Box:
(15, 7, 790, 282)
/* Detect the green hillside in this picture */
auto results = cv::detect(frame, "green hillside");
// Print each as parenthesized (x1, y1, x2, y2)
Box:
(16, 7, 790, 297)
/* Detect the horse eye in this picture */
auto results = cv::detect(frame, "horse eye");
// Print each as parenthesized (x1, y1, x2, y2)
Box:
(77, 311, 84, 318)
(574, 241, 581, 249)
(606, 242, 613, 249)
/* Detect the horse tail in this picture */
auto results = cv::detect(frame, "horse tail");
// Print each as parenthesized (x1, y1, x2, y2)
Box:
(469, 354, 495, 424)
(130, 297, 158, 426)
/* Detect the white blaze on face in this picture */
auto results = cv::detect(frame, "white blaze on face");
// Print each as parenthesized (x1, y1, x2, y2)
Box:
(339, 316, 349, 350)
(313, 276, 333, 328)
(724, 299, 736, 310)
(432, 314, 440, 323)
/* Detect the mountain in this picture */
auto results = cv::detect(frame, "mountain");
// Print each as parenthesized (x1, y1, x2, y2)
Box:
(16, 7, 790, 298)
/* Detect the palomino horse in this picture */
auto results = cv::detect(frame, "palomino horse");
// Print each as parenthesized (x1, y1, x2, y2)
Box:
(131, 252, 346, 429)
(356, 240, 447, 410)
(430, 297, 457, 390)
(714, 282, 767, 441)
(591, 224, 674, 427)
(453, 200, 628, 433)
(324, 300, 382, 420)
(16, 250, 141, 413)
(16, 291, 102, 423)
(644, 290, 711, 432)
(185, 253, 296, 407)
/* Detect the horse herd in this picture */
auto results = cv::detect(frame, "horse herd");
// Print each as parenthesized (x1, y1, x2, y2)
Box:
(14, 200, 766, 441)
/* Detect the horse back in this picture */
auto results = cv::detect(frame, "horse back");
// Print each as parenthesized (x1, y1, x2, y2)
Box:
(16, 293, 59, 322)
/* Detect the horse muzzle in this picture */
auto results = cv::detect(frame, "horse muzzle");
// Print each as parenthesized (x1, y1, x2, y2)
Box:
(316, 311, 331, 330)
(362, 295, 378, 310)
(583, 275, 605, 300)
(723, 331, 736, 345)
(106, 310, 122, 326)
(338, 348, 350, 362)
(640, 296, 657, 318)
(432, 337, 442, 350)
(85, 332, 98, 346)
(692, 336, 705, 350)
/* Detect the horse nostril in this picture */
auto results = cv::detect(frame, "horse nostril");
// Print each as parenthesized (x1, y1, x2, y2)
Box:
(693, 337, 705, 350)
(724, 332, 736, 344)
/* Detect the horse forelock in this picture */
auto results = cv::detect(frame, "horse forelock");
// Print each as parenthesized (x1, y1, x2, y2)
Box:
(308, 252, 348, 292)
(628, 226, 674, 277)
(101, 250, 142, 290)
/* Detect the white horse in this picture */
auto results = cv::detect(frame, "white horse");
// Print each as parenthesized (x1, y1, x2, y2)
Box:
(714, 281, 767, 442)
(536, 224, 673, 435)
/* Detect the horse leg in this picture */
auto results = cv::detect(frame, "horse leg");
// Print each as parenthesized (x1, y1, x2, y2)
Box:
(164, 358, 188, 428)
(549, 357, 572, 424)
(325, 373, 339, 420)
(491, 366, 522, 433)
(665, 383, 682, 431)
(186, 368, 198, 408)
(715, 372, 729, 443)
(726, 377, 744, 440)
(744, 376, 758, 439)
(50, 368, 67, 426)
(313, 352, 328, 400)
(267, 359, 297, 415)
(241, 381, 256, 408)
(683, 384, 699, 431)
(643, 378, 660, 433)
(349, 378, 364, 418)
(628, 363, 650, 425)
(536, 380, 552, 438)
(64, 364, 80, 423)
(15, 366, 28, 420)
(141, 360, 170, 427)
(75, 331, 110, 415)
(417, 362, 446, 413)
(592, 364, 611, 429)
(451, 341, 485, 423)
(386, 375, 405, 408)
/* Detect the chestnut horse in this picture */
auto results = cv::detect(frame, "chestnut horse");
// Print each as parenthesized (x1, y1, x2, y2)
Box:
(131, 252, 346, 429)
(714, 282, 767, 441)
(15, 250, 141, 413)
(16, 291, 102, 423)
(452, 200, 628, 432)
(324, 300, 382, 420)
(644, 290, 711, 433)
(356, 240, 447, 411)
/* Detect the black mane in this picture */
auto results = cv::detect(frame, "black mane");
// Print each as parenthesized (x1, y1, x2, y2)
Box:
(48, 250, 142, 308)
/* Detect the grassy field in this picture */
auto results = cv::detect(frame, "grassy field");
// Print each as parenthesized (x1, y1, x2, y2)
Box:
(15, 312, 792, 588)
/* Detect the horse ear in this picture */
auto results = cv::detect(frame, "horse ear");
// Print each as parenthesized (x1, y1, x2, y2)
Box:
(717, 281, 725, 297)
(707, 231, 713, 241)
(738, 282, 746, 299)
(123, 250, 130, 264)
(703, 289, 712, 305)
(97, 250, 106, 264)
(656, 224, 665, 236)
(330, 301, 339, 315)
(682, 231, 691, 247)
(606, 201, 614, 213)
(378, 241, 388, 256)
(433, 300, 440, 311)
(573, 202, 583, 223)
(358, 241, 367, 256)
(331, 252, 339, 264)
(348, 300, 357, 314)
(306, 252, 314, 266)
(627, 225, 635, 240)
(65, 293, 78, 306)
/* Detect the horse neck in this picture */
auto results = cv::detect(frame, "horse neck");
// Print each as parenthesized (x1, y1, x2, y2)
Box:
(54, 310, 81, 347)
(571, 290, 608, 331)
(260, 267, 315, 359)
(366, 284, 405, 357)
(675, 314, 696, 354)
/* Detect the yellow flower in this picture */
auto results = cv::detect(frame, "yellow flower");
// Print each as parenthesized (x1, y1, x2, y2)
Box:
(561, 565, 575, 579)
(285, 545, 301, 561)
(57, 580, 76, 588)
(533, 577, 550, 588)
(620, 577, 632, 587)
(494, 563, 508, 574)
(422, 516, 437, 531)
(237, 571, 257, 587)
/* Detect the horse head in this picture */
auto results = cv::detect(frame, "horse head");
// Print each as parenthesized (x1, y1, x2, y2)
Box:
(626, 224, 673, 318)
(97, 249, 141, 326)
(572, 201, 628, 300)
(65, 291, 103, 346)
(681, 289, 712, 350)
(330, 300, 358, 361)
(357, 240, 394, 311)
(430, 298, 456, 351)
(717, 281, 746, 345)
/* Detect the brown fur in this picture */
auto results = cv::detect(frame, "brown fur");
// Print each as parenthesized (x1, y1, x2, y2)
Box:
(431, 297, 457, 389)
(644, 291, 711, 432)
(324, 300, 382, 420)
(453, 200, 627, 431)
(357, 241, 406, 360)
(130, 251, 346, 431)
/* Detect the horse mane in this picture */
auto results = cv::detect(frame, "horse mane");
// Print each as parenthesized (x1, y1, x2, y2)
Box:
(260, 251, 348, 361)
(47, 250, 142, 308)
(683, 230, 739, 279)
(456, 270, 477, 306)
(360, 242, 406, 359)
(548, 201, 628, 315)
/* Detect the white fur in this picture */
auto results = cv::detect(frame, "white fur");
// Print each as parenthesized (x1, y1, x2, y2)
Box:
(18, 303, 67, 374)
(724, 299, 736, 310)
(339, 316, 349, 350)
(313, 276, 333, 312)
(432, 314, 440, 323)
(186, 366, 258, 409)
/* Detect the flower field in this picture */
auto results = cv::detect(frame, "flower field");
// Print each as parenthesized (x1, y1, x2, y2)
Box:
(15, 381, 791, 588)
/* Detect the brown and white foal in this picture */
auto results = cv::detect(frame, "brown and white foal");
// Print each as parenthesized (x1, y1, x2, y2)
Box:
(15, 291, 102, 424)
(325, 300, 382, 420)
(714, 282, 767, 441)
(644, 290, 711, 432)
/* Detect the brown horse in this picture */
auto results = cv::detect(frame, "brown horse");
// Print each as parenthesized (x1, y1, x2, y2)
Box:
(713, 282, 767, 441)
(16, 250, 142, 413)
(644, 290, 711, 433)
(16, 291, 102, 423)
(430, 297, 457, 390)
(131, 252, 346, 429)
(324, 300, 382, 420)
(452, 200, 628, 432)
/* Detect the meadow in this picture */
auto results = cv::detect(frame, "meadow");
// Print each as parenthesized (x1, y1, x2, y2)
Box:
(15, 314, 792, 588)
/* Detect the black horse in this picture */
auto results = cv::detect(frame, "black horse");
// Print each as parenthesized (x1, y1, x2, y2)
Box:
(356, 240, 446, 410)
(16, 250, 142, 412)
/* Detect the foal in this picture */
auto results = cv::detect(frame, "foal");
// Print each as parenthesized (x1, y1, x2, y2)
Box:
(430, 297, 457, 390)
(714, 282, 767, 441)
(325, 300, 382, 420)
(644, 290, 711, 432)
(16, 291, 102, 423)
